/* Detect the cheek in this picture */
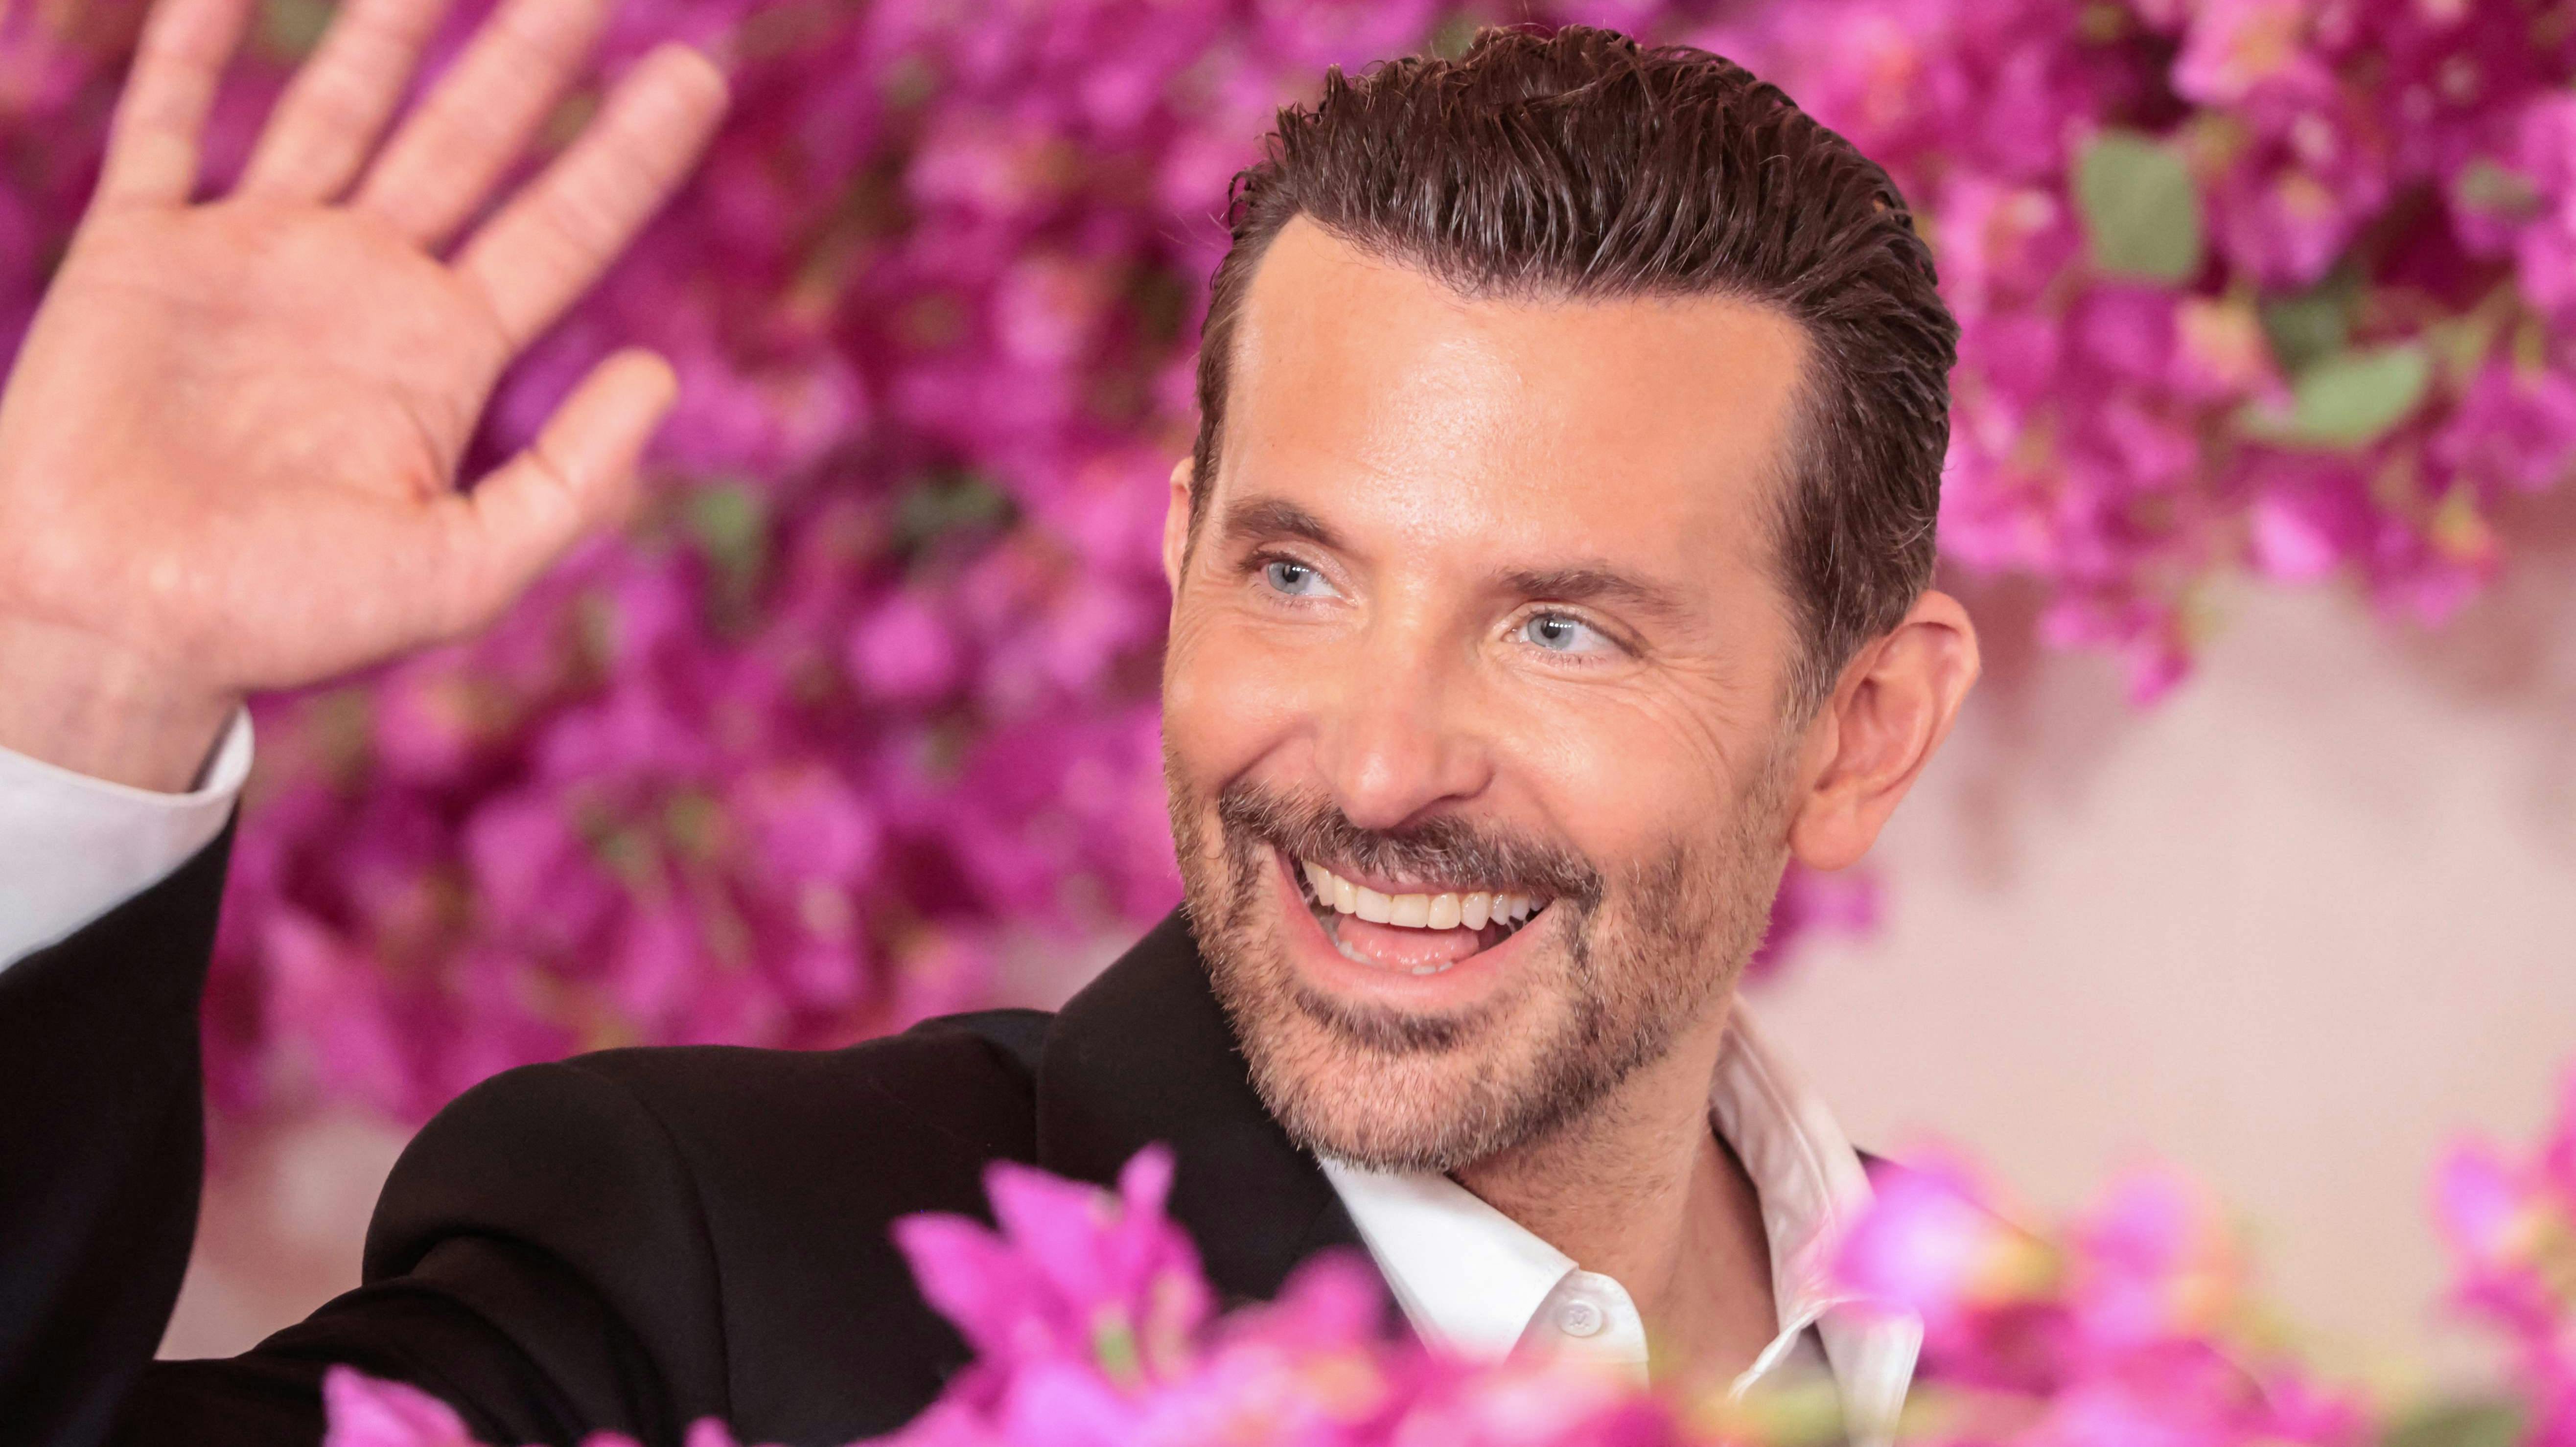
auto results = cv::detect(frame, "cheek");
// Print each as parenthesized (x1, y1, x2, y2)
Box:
(1499, 686, 1759, 869)
(1161, 601, 1318, 795)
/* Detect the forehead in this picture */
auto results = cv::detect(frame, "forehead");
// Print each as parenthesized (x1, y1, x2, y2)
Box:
(1217, 217, 1810, 586)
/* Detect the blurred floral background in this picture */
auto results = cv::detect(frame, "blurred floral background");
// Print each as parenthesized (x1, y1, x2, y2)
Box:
(4, 0, 2575, 1405)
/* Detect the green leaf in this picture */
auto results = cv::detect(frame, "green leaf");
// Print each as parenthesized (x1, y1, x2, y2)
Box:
(1430, 13, 1483, 59)
(895, 472, 1013, 549)
(661, 790, 727, 863)
(1090, 1316, 1140, 1385)
(685, 481, 771, 593)
(2452, 159, 2540, 221)
(2260, 265, 2360, 374)
(2243, 343, 2432, 450)
(255, 0, 333, 61)
(2380, 1401, 2524, 1447)
(2074, 131, 2204, 284)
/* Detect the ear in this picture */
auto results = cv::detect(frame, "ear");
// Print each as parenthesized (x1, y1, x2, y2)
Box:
(1787, 590, 1981, 872)
(1162, 455, 1195, 599)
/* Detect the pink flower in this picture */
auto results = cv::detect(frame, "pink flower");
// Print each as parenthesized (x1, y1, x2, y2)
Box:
(2506, 96, 2576, 321)
(2436, 1079, 2576, 1447)
(1835, 1153, 2056, 1333)
(2434, 362, 2576, 498)
(2171, 0, 2335, 112)
(870, 1147, 1718, 1447)
(894, 1147, 1211, 1388)
(2247, 459, 2372, 584)
(321, 1365, 751, 1447)
(1832, 1146, 2367, 1447)
(320, 1367, 487, 1447)
(2064, 1169, 2237, 1349)
(1747, 865, 1879, 985)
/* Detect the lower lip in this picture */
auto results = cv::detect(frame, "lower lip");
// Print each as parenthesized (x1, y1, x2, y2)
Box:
(1267, 847, 1541, 1006)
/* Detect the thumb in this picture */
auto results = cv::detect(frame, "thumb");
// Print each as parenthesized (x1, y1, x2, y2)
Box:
(432, 348, 678, 636)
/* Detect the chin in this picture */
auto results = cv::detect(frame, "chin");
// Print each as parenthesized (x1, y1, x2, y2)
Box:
(1238, 1000, 1570, 1174)
(1201, 851, 1612, 1174)
(1166, 761, 1769, 1176)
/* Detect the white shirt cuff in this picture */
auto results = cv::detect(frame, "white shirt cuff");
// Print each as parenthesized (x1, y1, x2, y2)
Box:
(0, 708, 253, 971)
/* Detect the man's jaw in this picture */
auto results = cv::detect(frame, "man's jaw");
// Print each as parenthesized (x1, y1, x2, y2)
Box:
(1267, 844, 1553, 987)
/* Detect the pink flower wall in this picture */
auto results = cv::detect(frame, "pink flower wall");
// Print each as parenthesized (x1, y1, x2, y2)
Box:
(0, 0, 2569, 1126)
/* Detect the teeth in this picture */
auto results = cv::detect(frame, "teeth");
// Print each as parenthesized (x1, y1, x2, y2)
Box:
(1298, 858, 1540, 935)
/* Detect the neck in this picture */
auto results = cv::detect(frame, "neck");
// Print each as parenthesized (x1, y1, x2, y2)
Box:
(1452, 996, 1779, 1380)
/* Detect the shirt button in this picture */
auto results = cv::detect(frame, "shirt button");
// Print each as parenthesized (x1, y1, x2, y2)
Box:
(1556, 1297, 1606, 1338)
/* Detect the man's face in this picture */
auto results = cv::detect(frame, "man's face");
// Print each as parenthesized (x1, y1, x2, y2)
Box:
(1161, 218, 1814, 1173)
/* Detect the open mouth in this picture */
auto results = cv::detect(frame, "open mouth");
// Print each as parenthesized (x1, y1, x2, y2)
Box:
(1288, 853, 1551, 976)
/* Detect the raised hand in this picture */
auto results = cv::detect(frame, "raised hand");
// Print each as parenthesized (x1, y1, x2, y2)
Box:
(0, 0, 728, 790)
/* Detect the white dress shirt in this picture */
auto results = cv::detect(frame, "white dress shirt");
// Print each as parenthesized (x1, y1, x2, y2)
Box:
(0, 726, 1920, 1446)
(1320, 1006, 1920, 1447)
(0, 709, 253, 970)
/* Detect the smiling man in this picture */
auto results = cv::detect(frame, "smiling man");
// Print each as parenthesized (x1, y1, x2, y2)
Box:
(0, 5, 1974, 1447)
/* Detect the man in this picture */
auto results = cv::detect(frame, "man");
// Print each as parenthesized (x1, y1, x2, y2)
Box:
(0, 0, 1979, 1444)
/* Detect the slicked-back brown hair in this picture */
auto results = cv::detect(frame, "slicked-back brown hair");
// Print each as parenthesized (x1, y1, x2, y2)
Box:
(1189, 24, 1958, 714)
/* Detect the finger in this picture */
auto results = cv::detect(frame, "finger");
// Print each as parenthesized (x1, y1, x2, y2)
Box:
(456, 45, 729, 349)
(96, 0, 259, 208)
(423, 348, 675, 638)
(352, 0, 613, 250)
(237, 0, 457, 203)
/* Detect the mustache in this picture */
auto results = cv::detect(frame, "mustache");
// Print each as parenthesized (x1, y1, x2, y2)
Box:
(1213, 779, 1605, 910)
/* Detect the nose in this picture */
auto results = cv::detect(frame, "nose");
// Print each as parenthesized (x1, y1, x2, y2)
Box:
(1309, 609, 1495, 831)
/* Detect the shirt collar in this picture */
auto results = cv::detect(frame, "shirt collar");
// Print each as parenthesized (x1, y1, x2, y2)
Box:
(1317, 1002, 1922, 1447)
(1316, 1153, 1578, 1359)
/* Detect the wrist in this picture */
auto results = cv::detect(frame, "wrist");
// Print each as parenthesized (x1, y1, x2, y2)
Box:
(0, 613, 240, 793)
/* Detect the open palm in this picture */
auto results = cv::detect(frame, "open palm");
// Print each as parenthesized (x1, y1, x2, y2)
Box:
(0, 0, 726, 786)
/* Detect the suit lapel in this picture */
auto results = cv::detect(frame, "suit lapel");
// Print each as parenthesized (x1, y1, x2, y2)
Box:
(1032, 910, 1368, 1306)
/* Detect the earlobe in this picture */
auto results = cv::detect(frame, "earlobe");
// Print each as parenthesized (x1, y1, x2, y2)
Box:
(1162, 456, 1194, 599)
(1787, 590, 1981, 873)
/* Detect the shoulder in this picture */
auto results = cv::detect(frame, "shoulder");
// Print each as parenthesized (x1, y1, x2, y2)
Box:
(561, 1007, 1053, 1152)
(365, 1009, 1055, 1280)
(300, 1013, 1061, 1441)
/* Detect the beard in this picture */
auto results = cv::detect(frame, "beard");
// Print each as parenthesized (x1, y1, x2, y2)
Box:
(1166, 741, 1796, 1175)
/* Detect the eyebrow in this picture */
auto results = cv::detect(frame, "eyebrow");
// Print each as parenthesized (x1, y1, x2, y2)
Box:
(1217, 496, 1344, 551)
(1500, 564, 1694, 624)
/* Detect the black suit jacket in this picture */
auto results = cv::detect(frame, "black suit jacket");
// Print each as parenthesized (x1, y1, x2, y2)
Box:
(0, 825, 1371, 1447)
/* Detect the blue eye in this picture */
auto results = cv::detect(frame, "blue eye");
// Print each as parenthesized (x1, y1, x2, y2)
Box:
(1262, 558, 1334, 597)
(1521, 612, 1610, 654)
